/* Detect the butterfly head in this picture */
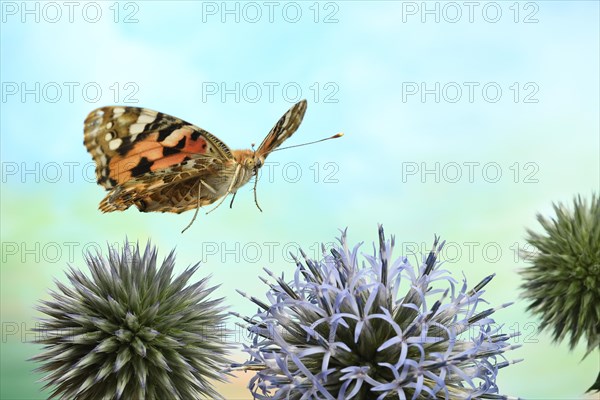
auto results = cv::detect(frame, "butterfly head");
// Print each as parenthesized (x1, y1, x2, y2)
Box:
(233, 149, 264, 175)
(245, 155, 265, 175)
(252, 152, 265, 172)
(249, 143, 265, 174)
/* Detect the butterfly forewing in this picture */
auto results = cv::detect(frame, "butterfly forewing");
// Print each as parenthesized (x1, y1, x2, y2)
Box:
(84, 106, 233, 189)
(256, 99, 307, 159)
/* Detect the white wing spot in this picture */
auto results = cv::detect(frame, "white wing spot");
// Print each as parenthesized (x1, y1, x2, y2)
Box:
(106, 122, 113, 129)
(277, 131, 288, 140)
(129, 123, 147, 135)
(104, 132, 114, 141)
(109, 138, 123, 151)
(137, 111, 157, 124)
(113, 107, 125, 118)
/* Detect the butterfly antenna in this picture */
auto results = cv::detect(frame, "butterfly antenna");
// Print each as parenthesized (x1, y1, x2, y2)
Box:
(266, 133, 343, 156)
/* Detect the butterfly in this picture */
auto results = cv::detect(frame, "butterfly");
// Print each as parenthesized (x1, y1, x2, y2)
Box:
(84, 100, 341, 231)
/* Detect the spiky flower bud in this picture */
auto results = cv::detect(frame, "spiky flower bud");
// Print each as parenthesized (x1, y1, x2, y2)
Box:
(237, 226, 521, 399)
(31, 241, 230, 399)
(520, 194, 600, 391)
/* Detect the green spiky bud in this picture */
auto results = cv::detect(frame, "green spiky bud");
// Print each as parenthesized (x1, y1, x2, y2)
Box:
(31, 241, 231, 399)
(520, 194, 600, 392)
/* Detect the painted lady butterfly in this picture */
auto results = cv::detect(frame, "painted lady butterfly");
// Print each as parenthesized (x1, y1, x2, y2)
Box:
(84, 100, 340, 231)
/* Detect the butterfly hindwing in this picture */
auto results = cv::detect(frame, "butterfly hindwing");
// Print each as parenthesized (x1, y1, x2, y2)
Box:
(84, 106, 233, 189)
(256, 99, 307, 159)
(98, 156, 235, 213)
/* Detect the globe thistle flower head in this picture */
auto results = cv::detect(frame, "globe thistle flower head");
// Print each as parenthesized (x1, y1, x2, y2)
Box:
(31, 241, 231, 399)
(521, 194, 599, 353)
(520, 194, 599, 391)
(237, 226, 521, 399)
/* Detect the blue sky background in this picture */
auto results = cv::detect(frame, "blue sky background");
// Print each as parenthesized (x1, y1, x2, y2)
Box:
(1, 1, 599, 399)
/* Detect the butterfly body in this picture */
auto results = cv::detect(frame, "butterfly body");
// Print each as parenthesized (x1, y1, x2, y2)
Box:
(84, 101, 307, 215)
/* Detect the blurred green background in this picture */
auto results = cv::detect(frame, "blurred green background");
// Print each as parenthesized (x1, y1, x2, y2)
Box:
(1, 1, 598, 399)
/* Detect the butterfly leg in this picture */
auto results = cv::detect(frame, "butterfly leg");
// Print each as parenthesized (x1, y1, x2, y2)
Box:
(181, 180, 204, 234)
(206, 164, 241, 215)
(229, 192, 237, 208)
(253, 173, 263, 212)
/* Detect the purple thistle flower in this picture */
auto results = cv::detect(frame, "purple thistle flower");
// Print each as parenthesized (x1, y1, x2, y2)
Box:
(236, 226, 521, 399)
